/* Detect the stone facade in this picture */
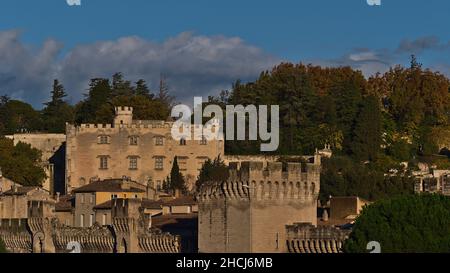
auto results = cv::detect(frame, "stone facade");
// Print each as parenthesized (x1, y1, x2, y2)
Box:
(286, 223, 350, 253)
(0, 186, 51, 219)
(0, 199, 181, 253)
(198, 157, 321, 253)
(414, 169, 450, 196)
(329, 196, 370, 221)
(66, 106, 224, 193)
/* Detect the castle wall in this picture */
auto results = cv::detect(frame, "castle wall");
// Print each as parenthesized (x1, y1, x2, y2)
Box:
(0, 189, 51, 219)
(0, 219, 32, 253)
(198, 160, 321, 253)
(66, 119, 223, 193)
(286, 223, 351, 253)
(0, 199, 182, 253)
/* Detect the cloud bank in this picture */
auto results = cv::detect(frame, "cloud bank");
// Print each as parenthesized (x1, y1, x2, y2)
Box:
(2, 30, 450, 108)
(311, 36, 450, 77)
(0, 30, 279, 107)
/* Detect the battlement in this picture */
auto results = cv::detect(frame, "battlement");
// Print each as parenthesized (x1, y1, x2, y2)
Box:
(198, 161, 320, 202)
(115, 106, 134, 114)
(28, 200, 56, 219)
(285, 223, 351, 253)
(111, 198, 142, 219)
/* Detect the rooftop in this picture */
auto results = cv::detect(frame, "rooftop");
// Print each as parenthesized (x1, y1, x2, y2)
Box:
(73, 179, 145, 193)
(1, 186, 41, 196)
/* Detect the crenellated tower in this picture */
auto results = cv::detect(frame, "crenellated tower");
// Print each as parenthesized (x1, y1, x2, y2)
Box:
(198, 158, 321, 253)
(114, 106, 134, 126)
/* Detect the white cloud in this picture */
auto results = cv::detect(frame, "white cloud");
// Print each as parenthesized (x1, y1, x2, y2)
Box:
(0, 31, 279, 107)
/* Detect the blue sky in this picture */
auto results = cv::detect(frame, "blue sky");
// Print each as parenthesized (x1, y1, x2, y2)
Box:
(1, 0, 450, 106)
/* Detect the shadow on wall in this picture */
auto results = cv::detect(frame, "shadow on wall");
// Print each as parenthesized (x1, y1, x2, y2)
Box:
(158, 217, 198, 253)
(49, 142, 66, 195)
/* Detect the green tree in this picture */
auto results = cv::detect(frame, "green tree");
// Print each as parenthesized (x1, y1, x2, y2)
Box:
(158, 74, 174, 107)
(75, 78, 113, 124)
(351, 95, 382, 162)
(135, 79, 152, 98)
(112, 72, 133, 97)
(75, 74, 171, 124)
(0, 137, 46, 186)
(0, 100, 42, 135)
(196, 156, 229, 191)
(344, 194, 450, 253)
(42, 79, 74, 133)
(168, 157, 187, 194)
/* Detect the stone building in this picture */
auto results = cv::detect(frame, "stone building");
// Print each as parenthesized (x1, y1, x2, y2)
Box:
(65, 106, 224, 193)
(329, 196, 370, 221)
(0, 186, 51, 219)
(72, 178, 146, 227)
(0, 169, 21, 193)
(414, 169, 450, 196)
(197, 157, 321, 253)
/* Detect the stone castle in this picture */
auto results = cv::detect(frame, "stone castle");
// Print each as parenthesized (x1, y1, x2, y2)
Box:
(197, 158, 321, 253)
(65, 106, 223, 193)
(0, 105, 352, 253)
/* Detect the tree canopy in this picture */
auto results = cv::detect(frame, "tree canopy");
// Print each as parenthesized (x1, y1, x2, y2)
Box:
(196, 156, 229, 192)
(0, 137, 46, 186)
(344, 194, 450, 253)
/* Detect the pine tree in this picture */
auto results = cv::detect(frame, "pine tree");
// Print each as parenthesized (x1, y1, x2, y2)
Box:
(158, 74, 174, 107)
(169, 157, 187, 194)
(112, 72, 133, 96)
(45, 80, 67, 107)
(135, 79, 152, 97)
(42, 80, 73, 133)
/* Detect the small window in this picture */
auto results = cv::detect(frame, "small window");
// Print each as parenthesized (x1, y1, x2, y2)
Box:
(80, 194, 85, 204)
(155, 157, 164, 170)
(98, 135, 109, 144)
(102, 214, 107, 226)
(180, 138, 187, 146)
(129, 136, 139, 146)
(129, 156, 138, 170)
(155, 136, 164, 146)
(89, 214, 94, 227)
(80, 214, 84, 228)
(200, 136, 207, 145)
(99, 156, 108, 170)
(90, 194, 94, 204)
